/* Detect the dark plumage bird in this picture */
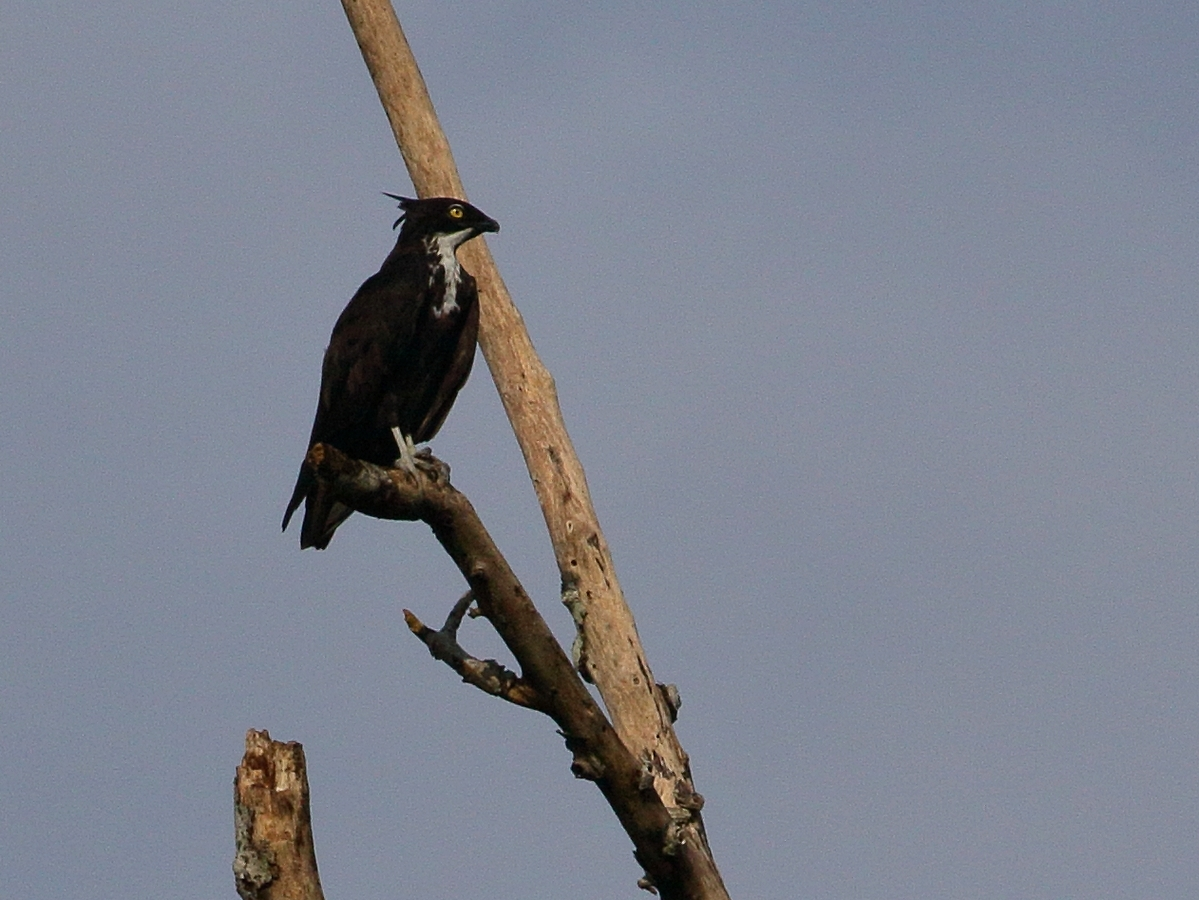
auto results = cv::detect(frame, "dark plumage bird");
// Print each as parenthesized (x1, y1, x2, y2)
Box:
(283, 195, 499, 549)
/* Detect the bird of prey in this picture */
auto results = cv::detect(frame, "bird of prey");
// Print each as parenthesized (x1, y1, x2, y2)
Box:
(283, 195, 499, 549)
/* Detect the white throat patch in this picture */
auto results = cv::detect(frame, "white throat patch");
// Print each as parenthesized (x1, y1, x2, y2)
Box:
(428, 229, 474, 317)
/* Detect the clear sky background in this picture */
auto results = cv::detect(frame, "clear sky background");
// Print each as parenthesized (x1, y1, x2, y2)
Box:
(3, 2, 1197, 898)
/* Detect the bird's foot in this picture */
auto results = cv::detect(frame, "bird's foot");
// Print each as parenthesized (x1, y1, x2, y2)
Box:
(390, 427, 449, 481)
(393, 453, 418, 477)
(414, 448, 451, 482)
(391, 426, 419, 475)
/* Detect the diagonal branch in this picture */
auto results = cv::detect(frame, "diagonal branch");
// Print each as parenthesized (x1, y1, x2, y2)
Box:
(308, 443, 726, 899)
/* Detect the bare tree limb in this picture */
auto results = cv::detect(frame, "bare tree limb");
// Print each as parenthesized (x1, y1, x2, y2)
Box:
(307, 445, 729, 898)
(233, 730, 324, 900)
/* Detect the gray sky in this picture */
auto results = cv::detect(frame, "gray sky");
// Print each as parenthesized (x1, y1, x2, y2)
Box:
(3, 2, 1198, 897)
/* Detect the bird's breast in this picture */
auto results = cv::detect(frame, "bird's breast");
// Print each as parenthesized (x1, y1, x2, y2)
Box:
(427, 237, 464, 317)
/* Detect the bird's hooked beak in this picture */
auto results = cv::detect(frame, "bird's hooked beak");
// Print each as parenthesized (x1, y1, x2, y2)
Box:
(476, 216, 500, 236)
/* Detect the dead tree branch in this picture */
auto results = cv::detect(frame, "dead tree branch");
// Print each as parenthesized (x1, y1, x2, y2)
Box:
(307, 444, 728, 898)
(233, 730, 324, 900)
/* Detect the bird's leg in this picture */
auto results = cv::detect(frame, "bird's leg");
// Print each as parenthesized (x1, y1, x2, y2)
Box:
(391, 426, 418, 475)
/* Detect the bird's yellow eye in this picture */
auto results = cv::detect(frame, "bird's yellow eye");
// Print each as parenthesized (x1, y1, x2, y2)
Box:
(448, 205, 464, 219)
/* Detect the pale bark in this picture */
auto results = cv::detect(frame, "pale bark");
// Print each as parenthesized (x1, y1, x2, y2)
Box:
(233, 730, 325, 900)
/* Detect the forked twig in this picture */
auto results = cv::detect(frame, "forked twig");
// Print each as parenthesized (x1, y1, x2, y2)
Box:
(404, 593, 545, 711)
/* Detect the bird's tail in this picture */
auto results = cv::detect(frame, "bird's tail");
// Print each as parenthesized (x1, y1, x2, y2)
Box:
(282, 468, 353, 550)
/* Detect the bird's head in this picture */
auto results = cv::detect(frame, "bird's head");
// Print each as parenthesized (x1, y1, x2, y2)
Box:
(384, 194, 500, 248)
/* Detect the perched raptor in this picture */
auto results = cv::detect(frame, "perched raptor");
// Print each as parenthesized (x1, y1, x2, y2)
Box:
(283, 195, 499, 549)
